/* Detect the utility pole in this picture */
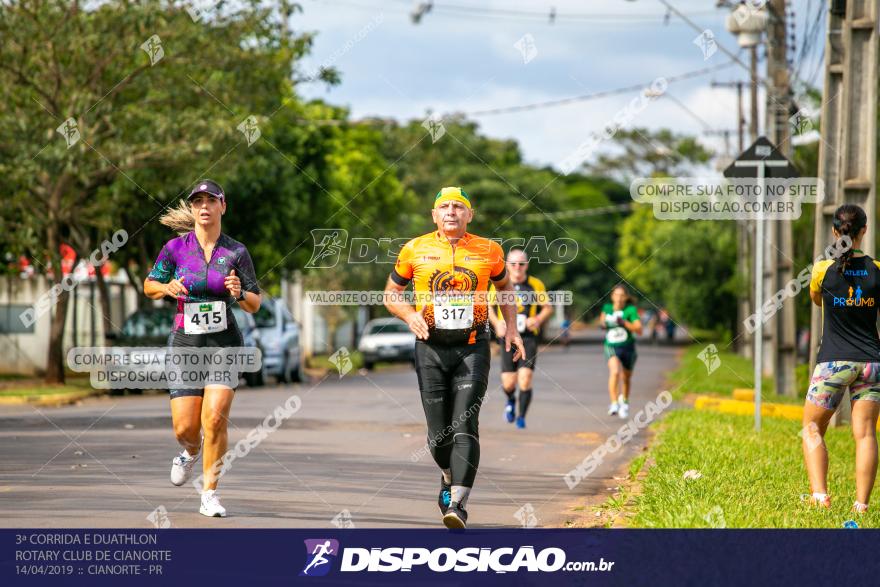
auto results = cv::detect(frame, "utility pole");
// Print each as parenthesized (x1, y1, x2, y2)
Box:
(764, 0, 797, 397)
(703, 128, 737, 158)
(750, 47, 759, 143)
(712, 80, 751, 357)
(725, 138, 798, 431)
(725, 4, 768, 361)
(811, 0, 879, 425)
(712, 81, 747, 153)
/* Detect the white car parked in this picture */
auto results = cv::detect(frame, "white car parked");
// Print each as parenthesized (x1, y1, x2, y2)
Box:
(357, 317, 416, 370)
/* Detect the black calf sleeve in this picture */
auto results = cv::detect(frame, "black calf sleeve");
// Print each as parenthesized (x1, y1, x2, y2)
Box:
(518, 389, 532, 418)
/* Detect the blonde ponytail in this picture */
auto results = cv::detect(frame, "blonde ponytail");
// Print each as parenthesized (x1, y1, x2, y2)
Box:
(159, 200, 195, 235)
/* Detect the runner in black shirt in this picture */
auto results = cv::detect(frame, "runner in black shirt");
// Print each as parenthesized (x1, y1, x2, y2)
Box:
(804, 204, 880, 514)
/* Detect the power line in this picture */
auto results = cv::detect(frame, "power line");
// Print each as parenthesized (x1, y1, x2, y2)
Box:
(806, 43, 826, 88)
(655, 0, 770, 89)
(791, 0, 826, 88)
(461, 60, 738, 117)
(284, 63, 737, 125)
(313, 0, 716, 25)
(401, 1, 717, 22)
(334, 0, 721, 24)
(662, 92, 716, 132)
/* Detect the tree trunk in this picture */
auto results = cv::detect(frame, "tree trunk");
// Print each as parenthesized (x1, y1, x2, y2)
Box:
(124, 265, 149, 310)
(326, 319, 339, 354)
(44, 178, 72, 385)
(45, 284, 72, 384)
(44, 221, 75, 384)
(94, 264, 115, 343)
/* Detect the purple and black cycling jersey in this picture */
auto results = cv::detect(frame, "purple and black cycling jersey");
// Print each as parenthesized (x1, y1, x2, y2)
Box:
(146, 232, 260, 332)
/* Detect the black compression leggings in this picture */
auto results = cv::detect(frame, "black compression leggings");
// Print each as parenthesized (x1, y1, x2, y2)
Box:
(414, 339, 491, 488)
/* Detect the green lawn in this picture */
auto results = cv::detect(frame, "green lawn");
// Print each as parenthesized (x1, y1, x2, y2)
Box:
(0, 373, 29, 381)
(667, 343, 810, 405)
(306, 351, 364, 372)
(0, 376, 94, 397)
(306, 351, 412, 373)
(630, 409, 875, 528)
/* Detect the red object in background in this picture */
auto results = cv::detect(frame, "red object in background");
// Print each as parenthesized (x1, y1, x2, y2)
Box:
(17, 244, 109, 277)
(87, 264, 111, 277)
(60, 243, 76, 275)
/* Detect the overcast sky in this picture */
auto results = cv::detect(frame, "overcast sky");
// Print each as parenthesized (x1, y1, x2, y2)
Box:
(294, 0, 825, 172)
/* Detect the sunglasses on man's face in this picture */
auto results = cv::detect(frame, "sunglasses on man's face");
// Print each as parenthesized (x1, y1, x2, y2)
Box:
(508, 261, 528, 266)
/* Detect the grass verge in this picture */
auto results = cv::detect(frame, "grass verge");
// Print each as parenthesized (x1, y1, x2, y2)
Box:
(0, 377, 94, 398)
(306, 351, 364, 371)
(667, 343, 810, 405)
(629, 409, 876, 528)
(306, 351, 412, 373)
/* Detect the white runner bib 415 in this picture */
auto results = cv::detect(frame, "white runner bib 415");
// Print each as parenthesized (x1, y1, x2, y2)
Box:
(435, 296, 474, 330)
(184, 301, 227, 334)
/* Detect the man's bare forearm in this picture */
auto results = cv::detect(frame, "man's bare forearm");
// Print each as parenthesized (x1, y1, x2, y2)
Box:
(536, 304, 553, 326)
(496, 281, 518, 331)
(487, 306, 503, 329)
(387, 301, 418, 321)
(384, 280, 417, 321)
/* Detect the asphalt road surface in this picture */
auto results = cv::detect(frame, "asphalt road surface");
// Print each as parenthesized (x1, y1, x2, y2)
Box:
(0, 339, 681, 529)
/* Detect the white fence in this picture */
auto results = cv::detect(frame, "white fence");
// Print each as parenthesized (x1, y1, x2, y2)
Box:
(0, 274, 138, 375)
(0, 272, 355, 375)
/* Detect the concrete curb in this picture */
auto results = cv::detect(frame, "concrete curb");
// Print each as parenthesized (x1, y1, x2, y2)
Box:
(691, 393, 880, 430)
(693, 395, 803, 420)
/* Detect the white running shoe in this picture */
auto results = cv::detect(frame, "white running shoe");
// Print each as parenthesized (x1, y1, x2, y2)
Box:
(199, 490, 227, 518)
(607, 403, 619, 416)
(170, 451, 199, 486)
(618, 402, 629, 419)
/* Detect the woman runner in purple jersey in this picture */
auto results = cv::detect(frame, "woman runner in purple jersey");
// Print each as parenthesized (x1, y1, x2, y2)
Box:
(144, 179, 261, 517)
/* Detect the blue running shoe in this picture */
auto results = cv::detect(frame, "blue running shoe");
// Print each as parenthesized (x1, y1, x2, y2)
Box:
(505, 399, 516, 423)
(516, 416, 526, 429)
(438, 477, 452, 514)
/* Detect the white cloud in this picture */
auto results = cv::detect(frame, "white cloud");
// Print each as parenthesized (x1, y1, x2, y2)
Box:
(294, 0, 817, 169)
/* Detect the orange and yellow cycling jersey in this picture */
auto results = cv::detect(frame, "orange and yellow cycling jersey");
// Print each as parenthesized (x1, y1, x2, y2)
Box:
(390, 231, 507, 345)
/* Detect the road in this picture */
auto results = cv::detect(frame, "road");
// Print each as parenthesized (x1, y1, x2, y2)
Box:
(0, 339, 681, 529)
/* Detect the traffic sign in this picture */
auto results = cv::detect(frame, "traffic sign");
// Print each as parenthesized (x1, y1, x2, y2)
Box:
(723, 136, 799, 179)
(723, 136, 798, 432)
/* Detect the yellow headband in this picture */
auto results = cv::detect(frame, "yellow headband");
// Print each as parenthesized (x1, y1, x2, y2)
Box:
(434, 186, 472, 209)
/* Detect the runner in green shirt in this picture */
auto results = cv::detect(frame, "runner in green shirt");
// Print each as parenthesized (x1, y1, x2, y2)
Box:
(599, 285, 642, 419)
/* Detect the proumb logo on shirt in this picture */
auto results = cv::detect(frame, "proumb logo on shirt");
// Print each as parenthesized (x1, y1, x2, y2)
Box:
(833, 285, 875, 307)
(300, 539, 340, 577)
